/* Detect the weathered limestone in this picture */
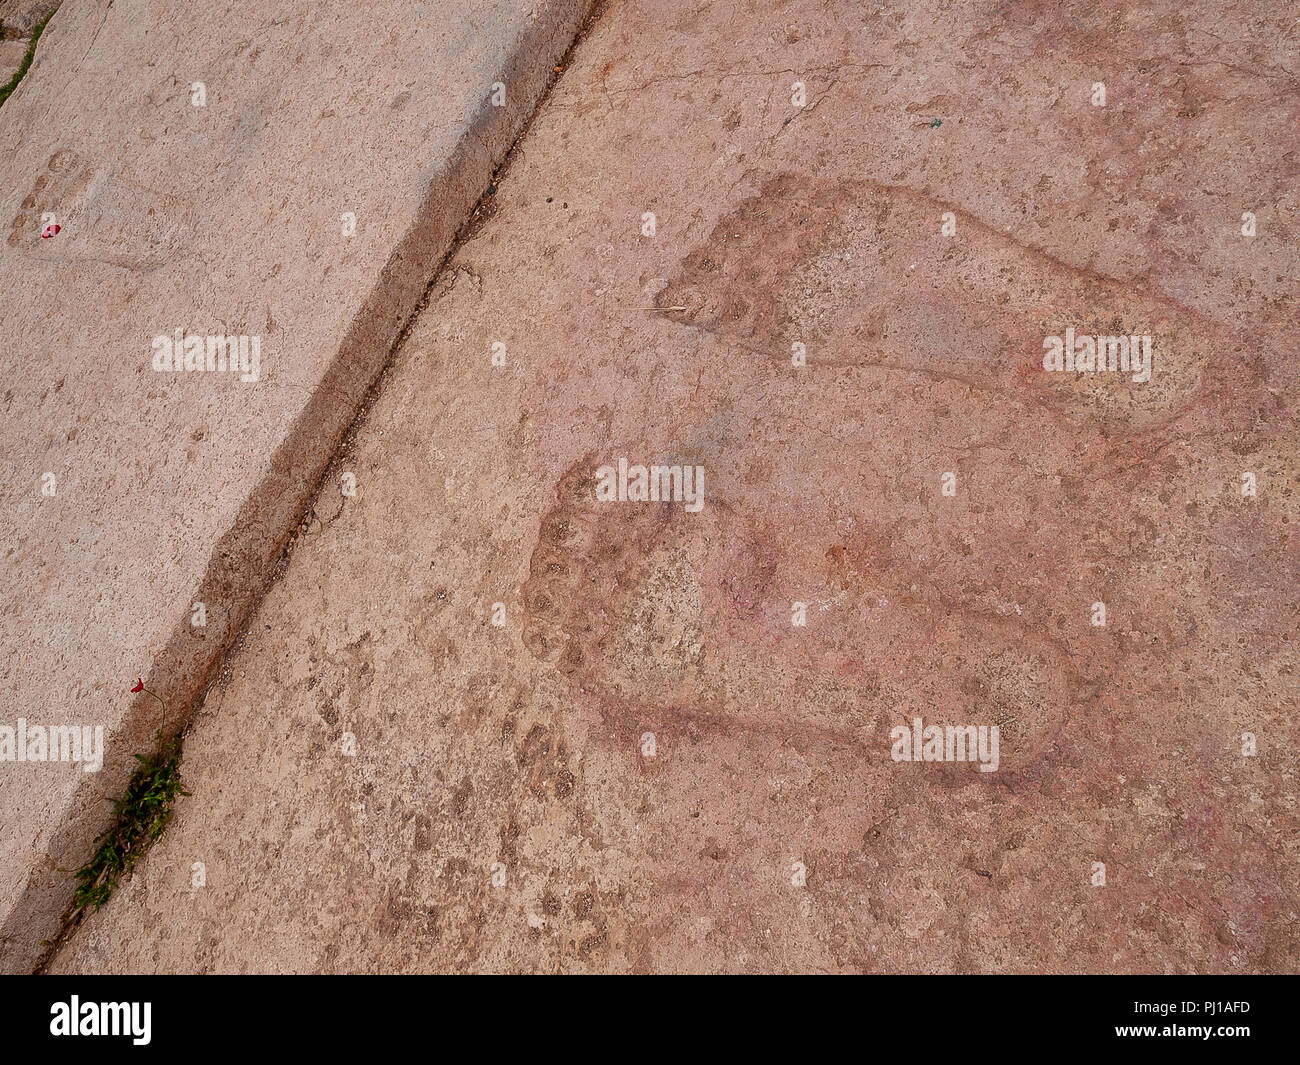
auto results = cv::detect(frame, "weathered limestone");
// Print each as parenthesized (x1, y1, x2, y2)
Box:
(0, 0, 592, 971)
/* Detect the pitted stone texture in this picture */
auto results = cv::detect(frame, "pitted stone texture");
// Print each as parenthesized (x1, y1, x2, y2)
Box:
(53, 0, 1299, 973)
(0, 0, 592, 971)
(0, 0, 58, 37)
(0, 38, 27, 84)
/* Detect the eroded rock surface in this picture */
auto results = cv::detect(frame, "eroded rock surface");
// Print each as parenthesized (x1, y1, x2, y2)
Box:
(51, 0, 1298, 972)
(0, 0, 592, 971)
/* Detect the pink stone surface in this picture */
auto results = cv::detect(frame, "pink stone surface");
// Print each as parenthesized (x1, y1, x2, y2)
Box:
(0, 0, 592, 971)
(43, 0, 1300, 972)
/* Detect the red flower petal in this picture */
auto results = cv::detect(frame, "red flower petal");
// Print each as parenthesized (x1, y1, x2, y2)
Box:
(40, 224, 60, 239)
(131, 678, 144, 693)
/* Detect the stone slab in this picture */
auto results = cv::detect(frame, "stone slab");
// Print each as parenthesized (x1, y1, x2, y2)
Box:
(50, 0, 1300, 972)
(0, 0, 592, 971)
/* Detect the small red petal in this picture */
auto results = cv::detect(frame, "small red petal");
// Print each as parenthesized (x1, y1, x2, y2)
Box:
(40, 224, 60, 239)
(131, 678, 144, 693)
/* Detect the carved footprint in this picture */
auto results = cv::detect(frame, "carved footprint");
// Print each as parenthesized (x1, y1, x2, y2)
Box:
(657, 172, 1270, 455)
(7, 148, 194, 268)
(522, 453, 1073, 776)
(7, 150, 92, 248)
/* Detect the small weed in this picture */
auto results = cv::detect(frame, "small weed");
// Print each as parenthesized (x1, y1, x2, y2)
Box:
(71, 734, 189, 913)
